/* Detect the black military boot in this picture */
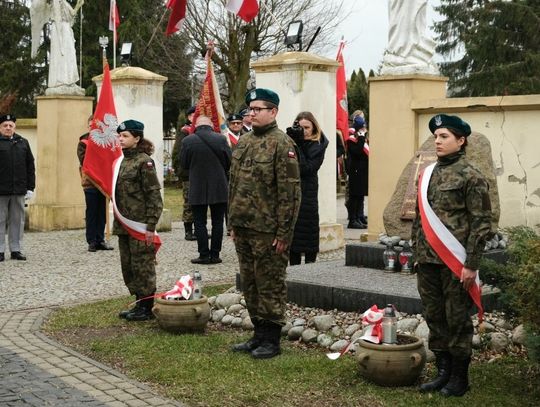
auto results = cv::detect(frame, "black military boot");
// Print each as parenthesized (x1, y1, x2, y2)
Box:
(420, 351, 452, 392)
(232, 319, 262, 352)
(119, 295, 140, 319)
(440, 357, 470, 397)
(251, 322, 281, 359)
(184, 223, 197, 241)
(125, 297, 155, 321)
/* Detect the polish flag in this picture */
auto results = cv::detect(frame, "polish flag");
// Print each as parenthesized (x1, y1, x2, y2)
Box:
(225, 0, 259, 23)
(109, 0, 120, 42)
(166, 0, 187, 36)
(336, 40, 349, 144)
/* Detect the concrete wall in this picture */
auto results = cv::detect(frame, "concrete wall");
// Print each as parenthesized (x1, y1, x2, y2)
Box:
(414, 95, 540, 229)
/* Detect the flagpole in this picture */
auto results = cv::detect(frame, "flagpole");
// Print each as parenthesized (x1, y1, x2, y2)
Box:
(113, 0, 117, 69)
(141, 7, 169, 63)
(259, 0, 287, 37)
(79, 5, 83, 87)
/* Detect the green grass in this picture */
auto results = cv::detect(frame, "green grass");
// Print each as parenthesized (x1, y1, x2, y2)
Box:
(44, 287, 540, 407)
(164, 185, 184, 222)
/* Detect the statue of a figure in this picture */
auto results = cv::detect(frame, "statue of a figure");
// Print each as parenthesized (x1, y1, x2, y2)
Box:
(30, 0, 85, 95)
(381, 0, 439, 76)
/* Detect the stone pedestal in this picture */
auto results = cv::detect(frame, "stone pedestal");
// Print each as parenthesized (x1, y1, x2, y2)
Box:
(367, 75, 447, 240)
(29, 96, 93, 231)
(93, 67, 171, 231)
(251, 52, 343, 251)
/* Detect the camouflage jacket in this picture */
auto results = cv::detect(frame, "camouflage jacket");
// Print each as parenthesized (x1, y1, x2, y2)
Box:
(228, 121, 301, 243)
(113, 148, 163, 234)
(411, 152, 492, 270)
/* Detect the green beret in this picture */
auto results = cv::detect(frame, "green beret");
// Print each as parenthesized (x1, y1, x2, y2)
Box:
(429, 114, 471, 137)
(117, 119, 144, 133)
(245, 88, 280, 107)
(0, 114, 16, 124)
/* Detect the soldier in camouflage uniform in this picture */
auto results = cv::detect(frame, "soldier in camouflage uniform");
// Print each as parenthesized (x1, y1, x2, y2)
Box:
(412, 114, 492, 397)
(228, 88, 301, 359)
(171, 107, 196, 241)
(114, 120, 163, 322)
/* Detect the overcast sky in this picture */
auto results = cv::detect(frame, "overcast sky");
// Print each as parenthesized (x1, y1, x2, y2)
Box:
(322, 0, 442, 78)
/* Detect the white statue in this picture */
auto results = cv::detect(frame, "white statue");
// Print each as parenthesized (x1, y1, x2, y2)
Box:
(30, 0, 85, 95)
(381, 0, 439, 76)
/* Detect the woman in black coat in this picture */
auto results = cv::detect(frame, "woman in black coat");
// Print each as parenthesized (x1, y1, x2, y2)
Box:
(287, 112, 329, 265)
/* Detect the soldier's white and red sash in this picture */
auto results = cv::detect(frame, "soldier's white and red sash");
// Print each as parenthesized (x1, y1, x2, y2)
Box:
(418, 163, 483, 321)
(112, 156, 162, 253)
(227, 129, 239, 146)
(346, 129, 370, 155)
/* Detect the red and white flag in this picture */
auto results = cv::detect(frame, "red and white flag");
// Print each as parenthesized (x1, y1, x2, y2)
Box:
(109, 0, 120, 43)
(83, 61, 122, 197)
(192, 46, 227, 135)
(225, 0, 259, 23)
(336, 40, 349, 144)
(418, 163, 484, 321)
(166, 0, 187, 36)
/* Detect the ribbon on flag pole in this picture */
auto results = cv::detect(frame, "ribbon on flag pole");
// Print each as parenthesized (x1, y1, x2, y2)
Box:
(418, 163, 483, 321)
(166, 0, 187, 35)
(225, 0, 259, 22)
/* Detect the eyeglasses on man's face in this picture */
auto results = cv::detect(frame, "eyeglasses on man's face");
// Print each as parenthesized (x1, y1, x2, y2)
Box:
(247, 106, 273, 114)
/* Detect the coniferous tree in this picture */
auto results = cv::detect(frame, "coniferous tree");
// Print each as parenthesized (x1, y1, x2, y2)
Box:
(435, 0, 540, 96)
(347, 68, 369, 120)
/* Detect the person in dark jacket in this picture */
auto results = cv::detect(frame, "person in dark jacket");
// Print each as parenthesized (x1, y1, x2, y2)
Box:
(346, 115, 369, 229)
(77, 115, 114, 252)
(0, 114, 35, 261)
(181, 116, 231, 264)
(286, 112, 328, 265)
(171, 106, 196, 241)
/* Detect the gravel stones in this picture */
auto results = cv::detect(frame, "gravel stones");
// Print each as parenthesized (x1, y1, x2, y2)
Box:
(312, 315, 334, 332)
(215, 293, 242, 309)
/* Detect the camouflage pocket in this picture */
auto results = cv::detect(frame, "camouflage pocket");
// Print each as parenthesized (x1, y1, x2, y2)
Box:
(438, 181, 464, 210)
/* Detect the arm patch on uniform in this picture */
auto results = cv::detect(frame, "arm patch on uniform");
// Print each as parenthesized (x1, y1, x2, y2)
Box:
(146, 161, 154, 168)
(288, 150, 296, 159)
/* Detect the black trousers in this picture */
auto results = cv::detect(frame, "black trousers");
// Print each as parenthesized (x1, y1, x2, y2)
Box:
(84, 188, 106, 245)
(192, 202, 227, 258)
(289, 251, 317, 266)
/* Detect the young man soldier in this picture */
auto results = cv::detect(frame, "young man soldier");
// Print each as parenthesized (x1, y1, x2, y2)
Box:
(228, 88, 301, 359)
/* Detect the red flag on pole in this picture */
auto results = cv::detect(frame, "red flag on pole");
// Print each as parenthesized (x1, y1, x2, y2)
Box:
(192, 45, 227, 135)
(336, 40, 349, 144)
(83, 61, 122, 197)
(109, 0, 120, 43)
(225, 0, 259, 23)
(166, 0, 187, 36)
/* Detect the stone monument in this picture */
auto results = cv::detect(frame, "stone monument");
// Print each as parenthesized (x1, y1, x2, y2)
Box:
(381, 0, 439, 76)
(30, 0, 85, 96)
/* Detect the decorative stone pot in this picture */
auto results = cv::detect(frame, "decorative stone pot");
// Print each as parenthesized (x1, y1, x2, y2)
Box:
(152, 296, 210, 333)
(356, 334, 426, 387)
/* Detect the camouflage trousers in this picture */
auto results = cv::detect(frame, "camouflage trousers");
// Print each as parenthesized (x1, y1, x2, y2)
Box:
(182, 181, 193, 223)
(234, 227, 288, 326)
(417, 263, 474, 359)
(118, 235, 157, 297)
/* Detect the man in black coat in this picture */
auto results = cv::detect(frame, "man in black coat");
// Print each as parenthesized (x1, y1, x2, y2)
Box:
(180, 116, 231, 264)
(346, 116, 369, 229)
(0, 114, 35, 261)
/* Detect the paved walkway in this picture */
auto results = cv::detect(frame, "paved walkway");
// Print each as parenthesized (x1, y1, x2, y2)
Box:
(0, 196, 360, 406)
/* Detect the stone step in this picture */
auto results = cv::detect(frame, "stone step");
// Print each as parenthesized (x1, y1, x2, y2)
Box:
(236, 259, 501, 315)
(346, 242, 508, 270)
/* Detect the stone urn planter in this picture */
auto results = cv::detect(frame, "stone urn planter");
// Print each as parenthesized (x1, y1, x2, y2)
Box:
(152, 296, 210, 333)
(356, 334, 426, 387)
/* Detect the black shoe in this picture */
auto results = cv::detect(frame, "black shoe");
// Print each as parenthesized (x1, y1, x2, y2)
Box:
(0, 253, 4, 262)
(209, 257, 222, 264)
(251, 341, 281, 359)
(185, 231, 197, 241)
(358, 216, 368, 226)
(420, 352, 452, 392)
(119, 296, 140, 319)
(191, 256, 211, 264)
(347, 220, 366, 229)
(232, 337, 261, 352)
(440, 357, 470, 397)
(96, 241, 114, 250)
(88, 243, 97, 252)
(125, 298, 155, 321)
(11, 251, 26, 261)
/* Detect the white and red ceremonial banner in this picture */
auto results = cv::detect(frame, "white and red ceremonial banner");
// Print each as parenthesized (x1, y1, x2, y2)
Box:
(109, 0, 120, 43)
(166, 0, 187, 35)
(83, 61, 122, 197)
(192, 46, 227, 135)
(227, 129, 240, 147)
(418, 163, 483, 321)
(336, 40, 349, 144)
(225, 0, 259, 22)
